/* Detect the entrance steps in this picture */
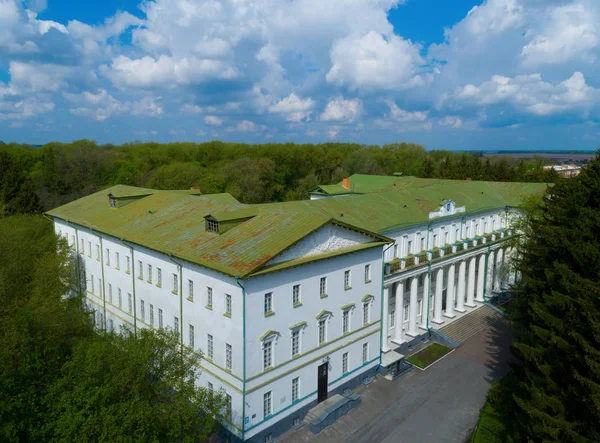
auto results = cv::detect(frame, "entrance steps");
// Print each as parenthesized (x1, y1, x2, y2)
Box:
(438, 304, 505, 345)
(304, 394, 342, 426)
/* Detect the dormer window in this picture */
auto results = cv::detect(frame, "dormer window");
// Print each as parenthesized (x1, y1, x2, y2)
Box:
(108, 194, 117, 208)
(206, 217, 219, 233)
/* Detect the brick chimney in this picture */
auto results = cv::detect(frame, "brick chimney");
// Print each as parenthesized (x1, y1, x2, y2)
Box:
(190, 187, 202, 193)
(342, 178, 351, 190)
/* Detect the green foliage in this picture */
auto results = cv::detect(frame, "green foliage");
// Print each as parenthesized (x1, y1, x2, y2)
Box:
(496, 151, 600, 441)
(406, 343, 452, 368)
(0, 216, 224, 442)
(0, 140, 560, 214)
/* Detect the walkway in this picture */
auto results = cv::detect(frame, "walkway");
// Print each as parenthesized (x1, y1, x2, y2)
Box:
(279, 313, 511, 443)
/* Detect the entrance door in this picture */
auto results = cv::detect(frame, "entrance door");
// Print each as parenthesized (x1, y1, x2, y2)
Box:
(442, 289, 447, 310)
(317, 363, 328, 403)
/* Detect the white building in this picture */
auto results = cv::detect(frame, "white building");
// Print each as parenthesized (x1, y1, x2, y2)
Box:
(47, 175, 547, 442)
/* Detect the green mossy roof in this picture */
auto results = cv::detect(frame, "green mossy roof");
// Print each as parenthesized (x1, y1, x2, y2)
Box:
(47, 177, 547, 278)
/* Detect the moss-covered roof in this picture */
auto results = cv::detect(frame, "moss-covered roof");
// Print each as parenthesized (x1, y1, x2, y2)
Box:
(47, 177, 547, 278)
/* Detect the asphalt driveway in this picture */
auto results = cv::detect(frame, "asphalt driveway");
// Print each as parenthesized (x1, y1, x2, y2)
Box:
(279, 315, 511, 443)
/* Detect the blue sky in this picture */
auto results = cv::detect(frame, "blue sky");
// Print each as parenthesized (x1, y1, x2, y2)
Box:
(1, 0, 599, 150)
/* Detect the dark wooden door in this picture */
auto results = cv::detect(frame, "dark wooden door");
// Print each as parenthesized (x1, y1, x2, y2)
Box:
(442, 289, 447, 310)
(317, 363, 328, 403)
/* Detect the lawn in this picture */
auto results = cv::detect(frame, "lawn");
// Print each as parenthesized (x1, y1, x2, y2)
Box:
(472, 377, 513, 443)
(406, 343, 453, 369)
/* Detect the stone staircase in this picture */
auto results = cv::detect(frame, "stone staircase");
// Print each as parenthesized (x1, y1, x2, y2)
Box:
(303, 394, 341, 426)
(438, 304, 505, 345)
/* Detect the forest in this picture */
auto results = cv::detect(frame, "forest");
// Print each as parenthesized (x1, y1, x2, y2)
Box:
(0, 139, 559, 216)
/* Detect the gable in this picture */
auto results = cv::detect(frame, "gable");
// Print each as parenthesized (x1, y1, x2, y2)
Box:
(266, 222, 376, 266)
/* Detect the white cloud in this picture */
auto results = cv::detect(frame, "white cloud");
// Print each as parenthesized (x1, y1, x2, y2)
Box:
(181, 104, 202, 114)
(66, 89, 163, 121)
(521, 2, 599, 66)
(374, 100, 431, 131)
(204, 115, 223, 126)
(455, 71, 600, 116)
(439, 116, 463, 128)
(320, 97, 362, 122)
(327, 31, 425, 91)
(104, 55, 239, 88)
(268, 93, 315, 122)
(226, 120, 266, 132)
(9, 61, 72, 92)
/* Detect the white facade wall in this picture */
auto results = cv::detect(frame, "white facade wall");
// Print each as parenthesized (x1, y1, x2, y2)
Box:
(242, 247, 382, 438)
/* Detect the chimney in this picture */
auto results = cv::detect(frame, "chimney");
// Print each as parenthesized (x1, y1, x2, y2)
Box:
(342, 178, 351, 190)
(465, 178, 472, 181)
(190, 187, 202, 193)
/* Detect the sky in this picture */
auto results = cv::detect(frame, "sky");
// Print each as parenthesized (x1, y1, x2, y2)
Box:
(1, 0, 600, 150)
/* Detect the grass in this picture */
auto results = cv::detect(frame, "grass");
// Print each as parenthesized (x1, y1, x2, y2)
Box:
(406, 343, 452, 369)
(472, 377, 514, 443)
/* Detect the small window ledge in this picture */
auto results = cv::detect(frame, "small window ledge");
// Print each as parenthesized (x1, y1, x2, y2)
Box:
(223, 312, 232, 318)
(320, 293, 328, 299)
(171, 290, 178, 295)
(186, 296, 194, 302)
(293, 302, 303, 308)
(264, 311, 275, 318)
(205, 305, 213, 310)
(344, 286, 352, 291)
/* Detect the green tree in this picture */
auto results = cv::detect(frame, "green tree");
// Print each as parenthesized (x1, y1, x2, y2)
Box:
(44, 329, 225, 442)
(505, 152, 600, 441)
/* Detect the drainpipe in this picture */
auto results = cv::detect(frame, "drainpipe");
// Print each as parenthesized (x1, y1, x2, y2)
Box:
(120, 239, 137, 334)
(168, 254, 184, 352)
(425, 262, 432, 335)
(236, 277, 247, 442)
(377, 243, 395, 377)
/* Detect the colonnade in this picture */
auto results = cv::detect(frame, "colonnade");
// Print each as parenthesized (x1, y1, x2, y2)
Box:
(382, 246, 516, 351)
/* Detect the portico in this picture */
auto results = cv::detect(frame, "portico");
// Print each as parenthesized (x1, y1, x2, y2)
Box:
(382, 242, 513, 352)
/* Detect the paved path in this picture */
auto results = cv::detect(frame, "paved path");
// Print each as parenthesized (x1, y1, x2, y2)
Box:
(279, 316, 511, 443)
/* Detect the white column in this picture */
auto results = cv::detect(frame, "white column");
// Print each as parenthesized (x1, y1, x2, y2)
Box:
(433, 268, 444, 324)
(455, 260, 466, 313)
(486, 250, 495, 297)
(392, 281, 405, 345)
(382, 285, 391, 352)
(494, 248, 504, 291)
(420, 272, 430, 329)
(407, 276, 419, 337)
(476, 253, 486, 302)
(465, 256, 476, 307)
(444, 264, 456, 319)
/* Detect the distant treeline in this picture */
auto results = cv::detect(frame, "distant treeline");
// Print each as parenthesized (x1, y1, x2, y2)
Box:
(0, 140, 560, 216)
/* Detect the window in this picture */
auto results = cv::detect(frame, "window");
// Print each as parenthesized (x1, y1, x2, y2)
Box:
(80, 238, 84, 254)
(99, 313, 104, 329)
(148, 264, 152, 283)
(207, 287, 213, 307)
(208, 382, 213, 392)
(72, 235, 75, 249)
(362, 343, 369, 363)
(118, 288, 122, 308)
(174, 316, 179, 337)
(263, 340, 273, 370)
(433, 234, 438, 247)
(404, 304, 409, 321)
(226, 294, 232, 316)
(445, 231, 449, 245)
(342, 310, 350, 334)
(292, 377, 299, 403)
(364, 264, 371, 282)
(318, 318, 326, 345)
(455, 228, 460, 242)
(407, 240, 413, 254)
(475, 224, 479, 236)
(150, 304, 154, 326)
(128, 293, 132, 313)
(393, 244, 398, 258)
(158, 308, 163, 328)
(484, 222, 488, 233)
(173, 273, 178, 293)
(363, 302, 370, 326)
(226, 343, 232, 371)
(109, 318, 114, 332)
(292, 284, 300, 305)
(264, 293, 272, 314)
(390, 309, 395, 328)
(98, 278, 102, 296)
(206, 218, 219, 233)
(126, 256, 130, 273)
(188, 280, 194, 300)
(189, 324, 195, 349)
(108, 284, 112, 303)
(139, 261, 143, 279)
(291, 330, 300, 357)
(225, 394, 232, 420)
(91, 274, 95, 294)
(106, 248, 110, 265)
(342, 352, 348, 373)
(344, 270, 351, 288)
(83, 271, 87, 290)
(319, 277, 327, 296)
(264, 391, 272, 417)
(140, 300, 145, 321)
(157, 268, 162, 286)
(207, 334, 214, 359)
(116, 252, 120, 269)
(420, 236, 425, 251)
(265, 434, 273, 443)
